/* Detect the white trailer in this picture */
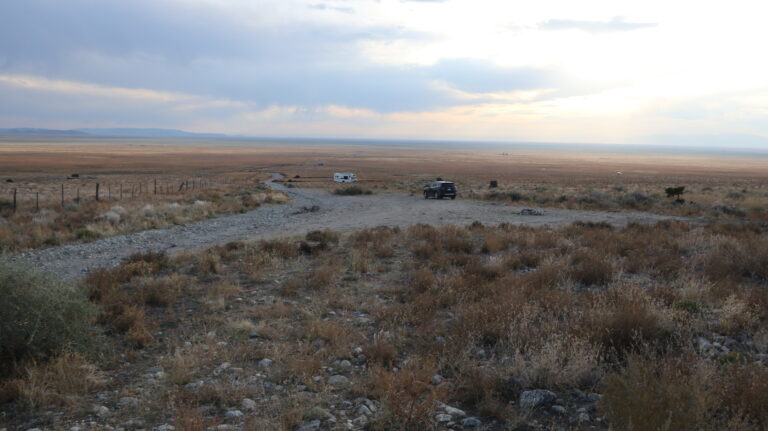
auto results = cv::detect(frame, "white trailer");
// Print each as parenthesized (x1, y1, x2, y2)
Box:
(333, 172, 358, 183)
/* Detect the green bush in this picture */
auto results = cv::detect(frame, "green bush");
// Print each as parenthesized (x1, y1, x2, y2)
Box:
(0, 260, 98, 375)
(333, 185, 372, 196)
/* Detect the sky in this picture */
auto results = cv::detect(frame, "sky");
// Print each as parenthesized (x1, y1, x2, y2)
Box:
(1, 0, 768, 145)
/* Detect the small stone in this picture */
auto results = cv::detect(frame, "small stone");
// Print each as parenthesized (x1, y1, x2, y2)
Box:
(213, 362, 231, 376)
(155, 425, 175, 431)
(587, 393, 603, 402)
(519, 389, 557, 409)
(443, 405, 466, 417)
(431, 374, 443, 385)
(258, 358, 274, 368)
(185, 380, 204, 390)
(339, 360, 352, 368)
(578, 412, 590, 422)
(118, 397, 140, 408)
(297, 419, 321, 431)
(340, 400, 353, 409)
(551, 405, 567, 415)
(328, 375, 349, 385)
(435, 413, 452, 422)
(148, 366, 163, 373)
(215, 426, 234, 431)
(93, 405, 110, 417)
(241, 398, 256, 411)
(357, 405, 372, 416)
(225, 410, 244, 419)
(461, 417, 482, 427)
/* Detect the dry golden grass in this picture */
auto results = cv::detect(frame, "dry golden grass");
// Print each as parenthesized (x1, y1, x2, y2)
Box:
(4, 219, 768, 430)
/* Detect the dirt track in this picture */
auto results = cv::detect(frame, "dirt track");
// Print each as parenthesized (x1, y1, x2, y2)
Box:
(16, 174, 693, 279)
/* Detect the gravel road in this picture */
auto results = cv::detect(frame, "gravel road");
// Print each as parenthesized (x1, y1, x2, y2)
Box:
(15, 174, 692, 279)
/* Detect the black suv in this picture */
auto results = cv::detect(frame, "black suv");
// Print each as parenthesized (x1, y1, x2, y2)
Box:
(423, 181, 457, 199)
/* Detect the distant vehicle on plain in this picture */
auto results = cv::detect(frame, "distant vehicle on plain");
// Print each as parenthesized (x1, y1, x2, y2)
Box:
(424, 181, 457, 199)
(333, 172, 357, 183)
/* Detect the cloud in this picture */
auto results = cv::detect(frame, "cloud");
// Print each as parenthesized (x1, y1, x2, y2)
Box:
(308, 3, 354, 13)
(0, 0, 564, 114)
(539, 16, 656, 33)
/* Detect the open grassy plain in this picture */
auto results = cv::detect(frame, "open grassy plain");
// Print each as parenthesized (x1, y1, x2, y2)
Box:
(2, 137, 768, 430)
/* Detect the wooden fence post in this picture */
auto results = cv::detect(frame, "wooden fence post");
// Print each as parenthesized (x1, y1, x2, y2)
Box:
(108, 184, 111, 200)
(154, 179, 157, 195)
(36, 192, 39, 212)
(96, 183, 100, 201)
(12, 188, 17, 213)
(76, 188, 80, 203)
(120, 183, 123, 200)
(61, 184, 64, 207)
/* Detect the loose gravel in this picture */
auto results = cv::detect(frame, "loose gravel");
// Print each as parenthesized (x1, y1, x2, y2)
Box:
(14, 174, 694, 280)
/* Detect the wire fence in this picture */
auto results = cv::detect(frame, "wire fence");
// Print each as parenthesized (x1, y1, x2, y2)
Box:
(1, 176, 254, 214)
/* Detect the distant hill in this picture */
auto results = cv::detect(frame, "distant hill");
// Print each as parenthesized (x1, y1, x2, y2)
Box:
(0, 127, 227, 138)
(0, 128, 89, 136)
(75, 128, 227, 138)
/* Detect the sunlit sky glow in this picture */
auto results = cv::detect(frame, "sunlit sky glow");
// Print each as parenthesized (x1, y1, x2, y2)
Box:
(1, 0, 768, 145)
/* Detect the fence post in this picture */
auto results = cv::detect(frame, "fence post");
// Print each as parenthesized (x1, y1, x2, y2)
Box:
(61, 184, 64, 207)
(108, 184, 111, 200)
(96, 183, 100, 201)
(154, 179, 157, 195)
(36, 192, 39, 211)
(76, 188, 80, 203)
(12, 188, 17, 213)
(120, 183, 123, 200)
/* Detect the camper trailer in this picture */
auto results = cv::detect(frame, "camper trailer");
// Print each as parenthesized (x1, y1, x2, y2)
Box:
(333, 173, 357, 183)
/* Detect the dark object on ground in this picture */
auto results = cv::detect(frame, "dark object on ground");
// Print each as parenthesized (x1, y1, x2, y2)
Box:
(489, 180, 498, 188)
(71, 173, 80, 178)
(424, 181, 457, 200)
(665, 186, 685, 199)
(294, 175, 301, 178)
(436, 177, 443, 181)
(5, 178, 12, 183)
(520, 208, 544, 216)
(293, 205, 320, 214)
(333, 186, 372, 196)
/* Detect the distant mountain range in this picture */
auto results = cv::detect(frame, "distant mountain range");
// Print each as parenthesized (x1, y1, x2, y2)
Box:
(0, 127, 227, 138)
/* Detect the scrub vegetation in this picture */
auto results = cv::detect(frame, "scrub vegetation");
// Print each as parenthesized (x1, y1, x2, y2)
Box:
(3, 221, 768, 430)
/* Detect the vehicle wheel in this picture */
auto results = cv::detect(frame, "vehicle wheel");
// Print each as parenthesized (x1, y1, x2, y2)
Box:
(424, 191, 429, 199)
(437, 193, 443, 199)
(451, 196, 456, 200)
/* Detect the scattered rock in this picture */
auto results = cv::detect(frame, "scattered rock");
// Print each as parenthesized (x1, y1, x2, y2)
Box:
(431, 374, 444, 385)
(519, 389, 557, 409)
(117, 396, 140, 409)
(214, 362, 231, 376)
(241, 398, 256, 411)
(435, 413, 452, 422)
(93, 405, 110, 417)
(297, 419, 321, 431)
(258, 358, 274, 368)
(339, 359, 352, 368)
(328, 375, 349, 385)
(155, 425, 175, 431)
(461, 417, 482, 427)
(578, 412, 590, 422)
(442, 405, 466, 417)
(357, 405, 372, 416)
(551, 405, 567, 415)
(225, 410, 244, 419)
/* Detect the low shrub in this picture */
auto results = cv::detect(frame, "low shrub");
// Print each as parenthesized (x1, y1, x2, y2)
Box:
(600, 354, 712, 431)
(0, 261, 98, 376)
(333, 185, 372, 196)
